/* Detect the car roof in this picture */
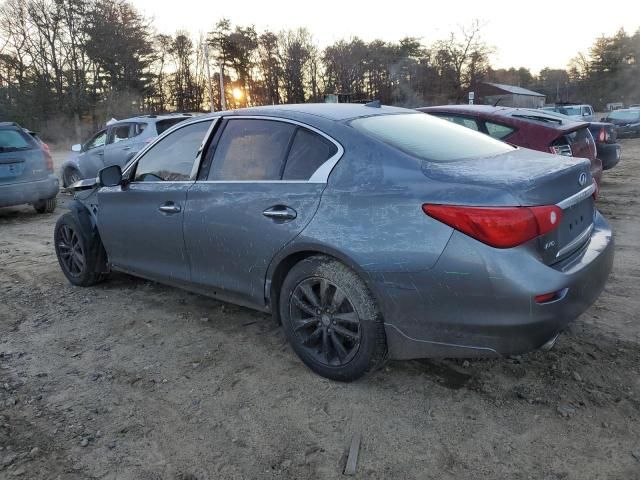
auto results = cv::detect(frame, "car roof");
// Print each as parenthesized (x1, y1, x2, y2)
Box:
(0, 121, 22, 129)
(218, 103, 412, 121)
(111, 114, 194, 124)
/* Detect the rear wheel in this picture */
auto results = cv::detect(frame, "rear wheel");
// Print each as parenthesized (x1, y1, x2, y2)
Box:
(54, 212, 107, 286)
(279, 255, 387, 381)
(33, 197, 56, 214)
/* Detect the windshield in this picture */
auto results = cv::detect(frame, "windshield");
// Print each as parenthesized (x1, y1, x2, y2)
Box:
(608, 110, 640, 121)
(351, 113, 514, 162)
(550, 106, 581, 116)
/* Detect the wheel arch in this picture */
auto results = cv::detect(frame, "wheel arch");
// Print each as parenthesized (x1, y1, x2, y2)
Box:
(265, 242, 384, 323)
(64, 199, 109, 273)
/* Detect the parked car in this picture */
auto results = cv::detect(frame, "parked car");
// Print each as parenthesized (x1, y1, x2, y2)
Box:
(55, 104, 613, 381)
(601, 109, 640, 138)
(418, 105, 603, 188)
(61, 114, 193, 187)
(530, 109, 621, 171)
(628, 104, 640, 109)
(542, 104, 595, 122)
(0, 122, 59, 213)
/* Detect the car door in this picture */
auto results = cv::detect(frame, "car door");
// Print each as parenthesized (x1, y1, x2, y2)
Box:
(98, 118, 215, 284)
(104, 123, 135, 167)
(79, 129, 108, 178)
(184, 117, 341, 308)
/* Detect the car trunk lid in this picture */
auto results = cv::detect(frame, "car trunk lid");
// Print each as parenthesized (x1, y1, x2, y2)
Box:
(0, 128, 48, 185)
(421, 147, 595, 263)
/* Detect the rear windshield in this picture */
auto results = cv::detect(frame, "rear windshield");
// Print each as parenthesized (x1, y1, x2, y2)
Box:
(0, 128, 36, 152)
(608, 110, 640, 121)
(557, 106, 581, 116)
(351, 113, 513, 162)
(156, 118, 189, 135)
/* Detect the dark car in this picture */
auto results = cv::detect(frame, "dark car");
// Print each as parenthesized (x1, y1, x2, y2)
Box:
(55, 104, 613, 381)
(0, 122, 59, 213)
(601, 109, 640, 138)
(418, 105, 603, 189)
(530, 109, 620, 171)
(61, 114, 193, 187)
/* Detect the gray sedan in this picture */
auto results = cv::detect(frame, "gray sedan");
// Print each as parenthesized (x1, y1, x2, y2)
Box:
(54, 104, 614, 381)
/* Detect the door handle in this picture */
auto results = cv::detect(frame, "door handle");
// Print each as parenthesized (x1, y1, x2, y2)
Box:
(263, 206, 297, 221)
(158, 202, 181, 214)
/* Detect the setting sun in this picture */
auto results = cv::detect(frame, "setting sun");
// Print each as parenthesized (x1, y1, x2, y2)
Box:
(232, 87, 243, 100)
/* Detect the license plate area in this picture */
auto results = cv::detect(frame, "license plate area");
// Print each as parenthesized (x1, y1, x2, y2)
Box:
(0, 162, 25, 178)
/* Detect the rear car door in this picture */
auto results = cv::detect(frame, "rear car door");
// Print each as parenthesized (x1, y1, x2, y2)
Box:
(184, 117, 341, 308)
(98, 119, 214, 284)
(104, 123, 135, 167)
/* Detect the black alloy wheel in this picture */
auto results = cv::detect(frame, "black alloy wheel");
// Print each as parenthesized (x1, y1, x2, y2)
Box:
(290, 277, 362, 367)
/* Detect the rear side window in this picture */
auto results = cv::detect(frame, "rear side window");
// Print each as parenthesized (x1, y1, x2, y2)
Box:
(485, 121, 515, 140)
(156, 118, 189, 135)
(435, 115, 479, 131)
(134, 120, 212, 182)
(352, 113, 513, 162)
(109, 124, 131, 144)
(283, 128, 337, 180)
(209, 119, 295, 181)
(0, 129, 35, 151)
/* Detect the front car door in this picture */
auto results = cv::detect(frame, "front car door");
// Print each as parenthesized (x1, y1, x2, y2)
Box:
(79, 129, 107, 178)
(184, 116, 342, 309)
(98, 118, 215, 284)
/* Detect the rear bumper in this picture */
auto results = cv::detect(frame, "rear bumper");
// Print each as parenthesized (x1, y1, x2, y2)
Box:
(375, 212, 614, 360)
(596, 143, 621, 170)
(0, 175, 59, 208)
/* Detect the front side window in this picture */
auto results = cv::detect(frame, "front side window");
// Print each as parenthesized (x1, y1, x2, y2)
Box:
(109, 124, 132, 144)
(283, 128, 338, 180)
(85, 130, 107, 151)
(134, 120, 212, 182)
(209, 119, 295, 181)
(485, 121, 516, 140)
(352, 113, 514, 162)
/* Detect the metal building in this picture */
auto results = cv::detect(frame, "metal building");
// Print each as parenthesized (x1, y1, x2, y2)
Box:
(479, 82, 546, 108)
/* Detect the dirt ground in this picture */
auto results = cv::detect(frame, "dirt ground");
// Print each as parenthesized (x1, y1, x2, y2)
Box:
(1, 142, 639, 480)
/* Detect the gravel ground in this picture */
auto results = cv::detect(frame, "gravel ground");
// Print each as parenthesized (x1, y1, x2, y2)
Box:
(0, 142, 639, 479)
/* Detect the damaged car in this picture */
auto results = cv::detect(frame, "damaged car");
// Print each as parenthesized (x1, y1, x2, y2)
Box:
(54, 104, 614, 381)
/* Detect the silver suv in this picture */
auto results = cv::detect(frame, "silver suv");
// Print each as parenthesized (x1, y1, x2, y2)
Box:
(61, 114, 193, 187)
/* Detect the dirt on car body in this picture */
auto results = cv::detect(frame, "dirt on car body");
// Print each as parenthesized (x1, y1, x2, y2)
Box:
(1, 143, 639, 479)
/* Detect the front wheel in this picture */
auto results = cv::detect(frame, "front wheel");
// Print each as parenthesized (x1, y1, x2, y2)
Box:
(279, 255, 387, 381)
(63, 167, 82, 187)
(54, 212, 107, 287)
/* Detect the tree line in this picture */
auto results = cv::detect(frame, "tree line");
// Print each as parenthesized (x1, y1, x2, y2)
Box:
(1, 0, 639, 141)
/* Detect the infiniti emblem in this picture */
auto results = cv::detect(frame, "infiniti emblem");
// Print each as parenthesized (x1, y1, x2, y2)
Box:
(578, 172, 587, 186)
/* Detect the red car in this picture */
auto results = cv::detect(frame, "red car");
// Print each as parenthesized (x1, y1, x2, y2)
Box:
(418, 105, 603, 190)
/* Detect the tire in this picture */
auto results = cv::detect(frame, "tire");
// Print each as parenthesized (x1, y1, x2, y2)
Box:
(33, 197, 56, 214)
(63, 167, 82, 187)
(54, 212, 107, 287)
(279, 255, 387, 381)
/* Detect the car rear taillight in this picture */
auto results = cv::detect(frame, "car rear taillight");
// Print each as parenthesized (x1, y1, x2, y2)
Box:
(44, 149, 54, 172)
(422, 204, 563, 249)
(549, 144, 572, 156)
(597, 127, 609, 143)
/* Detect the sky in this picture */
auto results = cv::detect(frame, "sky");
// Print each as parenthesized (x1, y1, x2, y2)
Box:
(134, 0, 639, 73)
